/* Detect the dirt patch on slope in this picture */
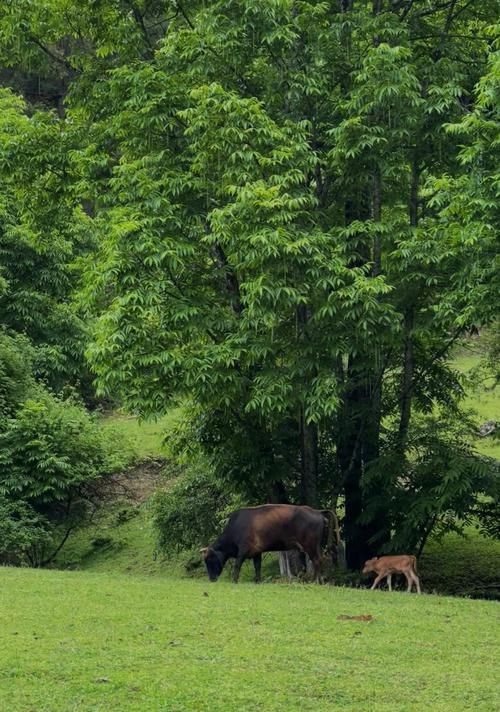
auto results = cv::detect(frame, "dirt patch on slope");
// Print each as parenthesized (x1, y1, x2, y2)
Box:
(100, 457, 170, 503)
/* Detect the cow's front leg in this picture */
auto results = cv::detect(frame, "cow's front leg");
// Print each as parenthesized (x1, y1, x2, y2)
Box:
(253, 553, 262, 583)
(232, 554, 246, 583)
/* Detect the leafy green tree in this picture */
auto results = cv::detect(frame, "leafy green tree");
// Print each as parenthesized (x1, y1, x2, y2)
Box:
(0, 88, 93, 393)
(0, 329, 34, 418)
(0, 1, 498, 568)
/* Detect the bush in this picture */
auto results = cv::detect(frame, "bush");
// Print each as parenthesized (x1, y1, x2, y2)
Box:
(0, 497, 52, 566)
(0, 391, 130, 499)
(152, 462, 245, 555)
(0, 390, 133, 565)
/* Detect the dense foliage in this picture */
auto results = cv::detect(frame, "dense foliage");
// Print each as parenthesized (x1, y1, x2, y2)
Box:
(0, 1, 498, 568)
(0, 330, 131, 566)
(0, 89, 93, 395)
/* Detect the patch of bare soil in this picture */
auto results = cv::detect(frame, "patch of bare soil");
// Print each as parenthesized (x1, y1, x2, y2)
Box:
(98, 457, 169, 503)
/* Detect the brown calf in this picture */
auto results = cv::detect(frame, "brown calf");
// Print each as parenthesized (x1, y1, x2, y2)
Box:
(362, 555, 421, 593)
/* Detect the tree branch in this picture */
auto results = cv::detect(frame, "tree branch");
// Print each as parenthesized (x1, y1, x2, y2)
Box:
(176, 1, 195, 30)
(29, 36, 75, 74)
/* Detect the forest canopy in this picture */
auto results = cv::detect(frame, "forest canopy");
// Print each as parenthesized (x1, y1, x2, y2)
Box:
(0, 0, 498, 568)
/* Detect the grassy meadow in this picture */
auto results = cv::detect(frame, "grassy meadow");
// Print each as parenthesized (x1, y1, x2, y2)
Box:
(453, 345, 499, 459)
(1, 567, 499, 712)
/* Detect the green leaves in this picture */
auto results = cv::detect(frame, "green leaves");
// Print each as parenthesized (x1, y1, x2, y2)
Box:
(1, 1, 498, 556)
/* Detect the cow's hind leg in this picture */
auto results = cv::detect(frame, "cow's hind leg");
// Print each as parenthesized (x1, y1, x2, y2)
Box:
(387, 573, 393, 592)
(404, 571, 413, 592)
(253, 553, 262, 583)
(412, 571, 421, 594)
(307, 546, 323, 583)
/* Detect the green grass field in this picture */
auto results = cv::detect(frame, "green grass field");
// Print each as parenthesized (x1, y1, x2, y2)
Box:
(1, 567, 498, 712)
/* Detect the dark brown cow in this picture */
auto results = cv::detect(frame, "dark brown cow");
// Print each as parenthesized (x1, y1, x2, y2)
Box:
(201, 504, 339, 583)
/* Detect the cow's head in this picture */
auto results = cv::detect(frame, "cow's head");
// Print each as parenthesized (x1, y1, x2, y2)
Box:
(200, 547, 224, 581)
(362, 557, 378, 574)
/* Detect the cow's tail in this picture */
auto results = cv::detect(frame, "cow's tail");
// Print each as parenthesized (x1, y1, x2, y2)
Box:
(320, 509, 341, 552)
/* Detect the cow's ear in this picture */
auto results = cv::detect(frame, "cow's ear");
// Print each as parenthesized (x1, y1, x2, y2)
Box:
(200, 547, 209, 558)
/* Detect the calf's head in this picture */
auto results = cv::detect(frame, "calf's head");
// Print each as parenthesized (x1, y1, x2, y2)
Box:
(200, 547, 224, 581)
(362, 557, 378, 574)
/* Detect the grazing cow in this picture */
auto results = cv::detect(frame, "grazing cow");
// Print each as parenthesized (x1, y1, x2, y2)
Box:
(200, 504, 339, 583)
(362, 555, 421, 593)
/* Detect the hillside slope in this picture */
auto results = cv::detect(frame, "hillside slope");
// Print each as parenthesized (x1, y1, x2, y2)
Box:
(54, 346, 499, 595)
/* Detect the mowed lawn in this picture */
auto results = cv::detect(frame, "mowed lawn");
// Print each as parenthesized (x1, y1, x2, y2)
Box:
(0, 568, 498, 712)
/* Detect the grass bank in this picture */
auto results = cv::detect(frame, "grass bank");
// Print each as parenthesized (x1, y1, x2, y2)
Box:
(99, 409, 182, 459)
(0, 567, 498, 711)
(54, 500, 500, 598)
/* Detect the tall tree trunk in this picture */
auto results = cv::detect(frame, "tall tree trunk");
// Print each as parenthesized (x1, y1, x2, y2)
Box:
(361, 366, 390, 552)
(339, 187, 385, 569)
(398, 158, 419, 449)
(296, 301, 318, 508)
(300, 406, 318, 507)
(337, 367, 366, 569)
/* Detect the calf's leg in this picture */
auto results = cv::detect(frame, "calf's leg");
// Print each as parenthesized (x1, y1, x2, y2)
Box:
(371, 573, 385, 590)
(404, 570, 413, 592)
(387, 573, 393, 592)
(412, 571, 421, 594)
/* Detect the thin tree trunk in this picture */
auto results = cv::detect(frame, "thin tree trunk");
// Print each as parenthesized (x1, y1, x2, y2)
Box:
(398, 159, 419, 447)
(417, 514, 437, 559)
(372, 166, 382, 276)
(337, 358, 366, 569)
(40, 526, 74, 567)
(398, 307, 414, 445)
(278, 551, 292, 579)
(296, 301, 318, 508)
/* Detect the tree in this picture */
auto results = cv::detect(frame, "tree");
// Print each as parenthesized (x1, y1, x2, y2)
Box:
(0, 1, 498, 568)
(0, 88, 93, 394)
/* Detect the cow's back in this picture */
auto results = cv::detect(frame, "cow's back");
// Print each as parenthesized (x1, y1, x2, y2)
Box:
(226, 504, 324, 554)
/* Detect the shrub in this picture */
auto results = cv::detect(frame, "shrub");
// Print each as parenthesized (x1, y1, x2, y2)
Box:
(152, 462, 245, 554)
(0, 497, 52, 566)
(0, 390, 133, 565)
